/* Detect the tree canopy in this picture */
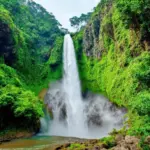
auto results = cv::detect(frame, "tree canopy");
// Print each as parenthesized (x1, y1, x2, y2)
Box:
(70, 12, 92, 31)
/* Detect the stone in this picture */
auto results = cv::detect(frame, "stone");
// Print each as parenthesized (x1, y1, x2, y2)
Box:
(112, 146, 129, 150)
(63, 143, 71, 148)
(125, 136, 139, 144)
(115, 135, 124, 143)
(55, 145, 63, 150)
(128, 144, 140, 150)
(120, 147, 129, 150)
(92, 146, 100, 150)
(89, 140, 98, 144)
(99, 143, 106, 149)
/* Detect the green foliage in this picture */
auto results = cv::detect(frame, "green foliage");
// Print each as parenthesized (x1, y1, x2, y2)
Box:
(0, 85, 43, 119)
(0, 0, 63, 51)
(24, 36, 63, 94)
(101, 136, 116, 148)
(49, 36, 64, 65)
(0, 64, 22, 87)
(0, 0, 64, 99)
(131, 91, 150, 116)
(116, 0, 150, 41)
(0, 64, 43, 130)
(70, 12, 92, 30)
(127, 113, 150, 136)
(139, 136, 150, 150)
(73, 0, 150, 139)
(0, 0, 63, 83)
(0, 0, 64, 134)
(73, 30, 84, 60)
(69, 143, 85, 150)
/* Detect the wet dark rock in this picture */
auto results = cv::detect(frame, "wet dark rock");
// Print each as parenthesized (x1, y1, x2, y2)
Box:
(44, 87, 67, 122)
(55, 145, 63, 150)
(59, 103, 67, 121)
(0, 21, 16, 66)
(87, 113, 102, 126)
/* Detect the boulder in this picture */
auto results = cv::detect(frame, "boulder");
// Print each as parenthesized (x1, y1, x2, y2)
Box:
(125, 136, 139, 144)
(92, 146, 100, 150)
(115, 135, 124, 144)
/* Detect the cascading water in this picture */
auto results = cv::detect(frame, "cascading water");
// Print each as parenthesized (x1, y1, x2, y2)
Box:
(63, 34, 87, 136)
(41, 34, 126, 139)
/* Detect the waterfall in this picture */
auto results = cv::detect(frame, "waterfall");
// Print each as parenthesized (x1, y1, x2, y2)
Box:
(63, 34, 87, 135)
(41, 34, 126, 139)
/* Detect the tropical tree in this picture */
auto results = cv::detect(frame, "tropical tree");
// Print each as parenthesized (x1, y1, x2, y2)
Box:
(70, 12, 92, 31)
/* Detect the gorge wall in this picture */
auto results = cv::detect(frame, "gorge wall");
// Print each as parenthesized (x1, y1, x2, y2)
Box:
(73, 0, 150, 139)
(0, 0, 150, 147)
(0, 0, 64, 135)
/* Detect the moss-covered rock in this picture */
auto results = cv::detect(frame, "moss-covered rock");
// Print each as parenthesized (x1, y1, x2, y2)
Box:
(73, 0, 150, 139)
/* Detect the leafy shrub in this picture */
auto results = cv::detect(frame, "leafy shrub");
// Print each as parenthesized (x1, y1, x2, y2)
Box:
(101, 136, 116, 148)
(69, 143, 85, 150)
(49, 36, 63, 65)
(116, 0, 150, 41)
(0, 85, 43, 119)
(73, 0, 150, 138)
(130, 91, 150, 116)
(0, 64, 22, 87)
(0, 64, 43, 130)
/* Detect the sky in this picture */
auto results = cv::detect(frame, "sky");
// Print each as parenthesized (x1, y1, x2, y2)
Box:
(33, 0, 100, 31)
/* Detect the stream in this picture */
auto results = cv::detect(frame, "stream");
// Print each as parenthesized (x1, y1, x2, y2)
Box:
(0, 136, 87, 150)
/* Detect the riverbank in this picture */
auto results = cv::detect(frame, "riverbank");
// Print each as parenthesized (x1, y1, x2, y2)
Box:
(0, 136, 87, 149)
(0, 130, 35, 143)
(1, 135, 148, 150)
(45, 135, 148, 150)
(0, 88, 48, 144)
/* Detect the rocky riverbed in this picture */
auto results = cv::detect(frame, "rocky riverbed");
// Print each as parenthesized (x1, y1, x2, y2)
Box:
(45, 135, 150, 150)
(0, 135, 150, 150)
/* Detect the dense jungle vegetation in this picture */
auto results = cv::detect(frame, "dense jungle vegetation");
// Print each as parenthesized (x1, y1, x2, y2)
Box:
(0, 0, 64, 133)
(73, 0, 150, 149)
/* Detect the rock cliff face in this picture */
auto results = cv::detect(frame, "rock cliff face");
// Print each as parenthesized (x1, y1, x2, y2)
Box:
(0, 22, 15, 66)
(83, 0, 150, 59)
(83, 15, 100, 58)
(83, 1, 114, 58)
(0, 0, 63, 140)
(73, 0, 150, 141)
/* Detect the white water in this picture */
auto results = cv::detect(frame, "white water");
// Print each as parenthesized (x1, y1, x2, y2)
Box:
(40, 34, 125, 139)
(63, 34, 87, 136)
